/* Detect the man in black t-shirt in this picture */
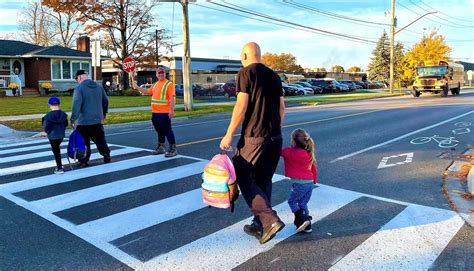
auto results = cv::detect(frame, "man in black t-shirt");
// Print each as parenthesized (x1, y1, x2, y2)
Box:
(220, 42, 286, 245)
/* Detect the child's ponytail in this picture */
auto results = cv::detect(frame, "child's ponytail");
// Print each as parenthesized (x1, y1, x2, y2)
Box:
(291, 128, 316, 170)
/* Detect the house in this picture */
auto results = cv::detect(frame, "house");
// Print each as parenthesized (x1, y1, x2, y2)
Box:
(0, 37, 101, 96)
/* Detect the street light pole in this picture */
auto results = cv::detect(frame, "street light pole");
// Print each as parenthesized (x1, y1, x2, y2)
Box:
(389, 0, 395, 93)
(389, 0, 437, 93)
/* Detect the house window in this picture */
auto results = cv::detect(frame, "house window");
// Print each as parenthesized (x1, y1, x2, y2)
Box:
(52, 59, 61, 79)
(51, 59, 90, 80)
(62, 60, 71, 79)
(0, 59, 9, 70)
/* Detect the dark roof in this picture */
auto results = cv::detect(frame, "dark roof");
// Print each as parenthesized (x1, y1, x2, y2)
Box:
(0, 40, 91, 58)
(0, 40, 43, 56)
(26, 45, 91, 58)
(459, 61, 474, 70)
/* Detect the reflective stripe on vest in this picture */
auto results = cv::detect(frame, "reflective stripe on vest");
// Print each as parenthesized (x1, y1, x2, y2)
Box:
(151, 80, 171, 105)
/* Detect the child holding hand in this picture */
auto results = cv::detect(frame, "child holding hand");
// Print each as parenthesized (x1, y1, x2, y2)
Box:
(281, 128, 318, 233)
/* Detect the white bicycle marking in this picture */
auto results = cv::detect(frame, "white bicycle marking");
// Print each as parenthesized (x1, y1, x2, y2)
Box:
(410, 135, 459, 148)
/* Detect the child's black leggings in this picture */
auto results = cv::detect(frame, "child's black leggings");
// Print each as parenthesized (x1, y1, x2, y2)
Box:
(49, 138, 63, 168)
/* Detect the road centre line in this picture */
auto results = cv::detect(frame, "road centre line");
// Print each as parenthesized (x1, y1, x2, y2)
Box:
(331, 110, 474, 163)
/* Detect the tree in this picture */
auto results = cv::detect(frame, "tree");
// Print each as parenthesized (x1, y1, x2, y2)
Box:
(401, 31, 451, 85)
(19, 1, 80, 48)
(19, 2, 56, 46)
(331, 65, 345, 73)
(43, 0, 170, 88)
(47, 9, 81, 48)
(347, 66, 361, 72)
(367, 31, 404, 85)
(367, 31, 390, 82)
(262, 52, 303, 72)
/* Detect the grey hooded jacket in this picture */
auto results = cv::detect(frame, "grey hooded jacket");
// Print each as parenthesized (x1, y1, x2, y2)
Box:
(70, 79, 109, 125)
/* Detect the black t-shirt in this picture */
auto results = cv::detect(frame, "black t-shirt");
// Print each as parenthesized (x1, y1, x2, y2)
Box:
(237, 63, 283, 137)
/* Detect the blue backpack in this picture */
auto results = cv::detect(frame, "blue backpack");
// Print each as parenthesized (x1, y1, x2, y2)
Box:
(67, 130, 87, 160)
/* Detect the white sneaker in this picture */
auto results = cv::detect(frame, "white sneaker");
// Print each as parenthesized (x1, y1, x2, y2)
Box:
(54, 168, 64, 174)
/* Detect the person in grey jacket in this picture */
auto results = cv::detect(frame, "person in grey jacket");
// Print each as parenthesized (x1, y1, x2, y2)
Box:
(42, 96, 68, 174)
(70, 70, 111, 167)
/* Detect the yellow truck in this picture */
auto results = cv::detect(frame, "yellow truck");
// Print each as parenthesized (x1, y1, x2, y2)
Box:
(412, 61, 464, 97)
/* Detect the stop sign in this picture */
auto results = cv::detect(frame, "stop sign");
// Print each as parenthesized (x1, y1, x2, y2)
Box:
(122, 57, 136, 73)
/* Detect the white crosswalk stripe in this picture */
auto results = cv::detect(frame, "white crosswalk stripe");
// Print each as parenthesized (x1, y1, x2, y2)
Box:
(0, 139, 466, 270)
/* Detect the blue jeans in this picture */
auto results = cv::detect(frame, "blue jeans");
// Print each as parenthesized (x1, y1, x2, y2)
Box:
(152, 113, 176, 145)
(288, 182, 313, 215)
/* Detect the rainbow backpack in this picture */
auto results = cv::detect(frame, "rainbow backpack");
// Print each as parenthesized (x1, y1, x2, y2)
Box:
(202, 154, 239, 212)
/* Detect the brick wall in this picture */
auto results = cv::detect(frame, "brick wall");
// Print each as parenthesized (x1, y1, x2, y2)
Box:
(24, 58, 51, 89)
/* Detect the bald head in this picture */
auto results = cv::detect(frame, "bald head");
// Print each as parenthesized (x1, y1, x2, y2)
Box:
(241, 42, 261, 67)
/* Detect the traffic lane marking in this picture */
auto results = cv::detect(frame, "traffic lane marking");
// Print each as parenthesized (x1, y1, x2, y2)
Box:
(331, 110, 474, 163)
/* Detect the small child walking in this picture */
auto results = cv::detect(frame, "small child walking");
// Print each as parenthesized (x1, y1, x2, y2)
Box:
(42, 96, 68, 174)
(281, 128, 318, 233)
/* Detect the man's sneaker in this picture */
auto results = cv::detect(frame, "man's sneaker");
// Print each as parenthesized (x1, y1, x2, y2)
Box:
(54, 167, 64, 174)
(165, 144, 178, 158)
(103, 153, 111, 163)
(152, 143, 166, 155)
(243, 220, 263, 239)
(77, 161, 89, 168)
(259, 220, 285, 244)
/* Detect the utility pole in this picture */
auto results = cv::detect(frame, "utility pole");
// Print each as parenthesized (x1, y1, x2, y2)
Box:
(155, 29, 159, 67)
(389, 0, 395, 93)
(181, 0, 193, 111)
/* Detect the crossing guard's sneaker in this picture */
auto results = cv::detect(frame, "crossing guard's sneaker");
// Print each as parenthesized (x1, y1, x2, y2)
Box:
(152, 143, 166, 155)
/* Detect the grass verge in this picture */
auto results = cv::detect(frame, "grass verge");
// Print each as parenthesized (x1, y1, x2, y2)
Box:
(289, 92, 406, 104)
(0, 96, 206, 116)
(0, 105, 235, 132)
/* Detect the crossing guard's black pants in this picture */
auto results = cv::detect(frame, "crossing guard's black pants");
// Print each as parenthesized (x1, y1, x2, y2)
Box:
(232, 135, 282, 228)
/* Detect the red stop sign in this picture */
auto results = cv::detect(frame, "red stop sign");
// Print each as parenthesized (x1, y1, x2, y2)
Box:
(122, 57, 136, 73)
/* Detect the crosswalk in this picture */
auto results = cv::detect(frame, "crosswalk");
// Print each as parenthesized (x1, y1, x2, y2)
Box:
(0, 139, 467, 270)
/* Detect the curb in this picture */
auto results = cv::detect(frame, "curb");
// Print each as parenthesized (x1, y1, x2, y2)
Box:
(442, 146, 474, 226)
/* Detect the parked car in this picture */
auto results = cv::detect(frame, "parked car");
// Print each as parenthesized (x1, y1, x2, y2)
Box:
(175, 84, 183, 96)
(339, 81, 359, 91)
(294, 81, 323, 94)
(308, 79, 337, 93)
(223, 80, 237, 98)
(288, 83, 313, 95)
(139, 83, 153, 95)
(281, 83, 298, 96)
(353, 81, 368, 89)
(333, 80, 350, 92)
(192, 84, 206, 96)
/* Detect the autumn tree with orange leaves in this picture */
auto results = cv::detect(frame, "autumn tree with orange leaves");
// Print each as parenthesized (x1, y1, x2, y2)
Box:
(262, 52, 303, 72)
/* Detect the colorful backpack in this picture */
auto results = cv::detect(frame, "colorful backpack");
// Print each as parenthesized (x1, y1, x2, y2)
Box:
(201, 154, 239, 212)
(67, 130, 87, 161)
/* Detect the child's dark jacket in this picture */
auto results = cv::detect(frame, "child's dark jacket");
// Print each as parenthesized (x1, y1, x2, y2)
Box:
(42, 110, 68, 140)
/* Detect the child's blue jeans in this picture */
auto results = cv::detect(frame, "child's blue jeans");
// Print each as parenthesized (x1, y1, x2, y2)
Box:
(288, 182, 314, 215)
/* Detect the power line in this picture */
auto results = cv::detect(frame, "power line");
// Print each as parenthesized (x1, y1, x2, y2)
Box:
(418, 0, 474, 24)
(204, 1, 378, 44)
(280, 0, 390, 28)
(405, 0, 474, 28)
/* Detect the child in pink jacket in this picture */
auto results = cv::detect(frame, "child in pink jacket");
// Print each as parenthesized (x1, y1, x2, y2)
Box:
(281, 128, 318, 233)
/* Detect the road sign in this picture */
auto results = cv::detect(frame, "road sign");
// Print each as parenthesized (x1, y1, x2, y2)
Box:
(122, 57, 136, 73)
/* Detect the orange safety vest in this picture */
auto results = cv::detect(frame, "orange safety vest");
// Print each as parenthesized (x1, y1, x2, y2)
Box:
(147, 79, 175, 113)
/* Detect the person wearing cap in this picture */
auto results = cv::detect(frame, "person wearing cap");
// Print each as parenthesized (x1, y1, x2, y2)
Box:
(42, 96, 68, 174)
(132, 66, 178, 157)
(71, 69, 111, 167)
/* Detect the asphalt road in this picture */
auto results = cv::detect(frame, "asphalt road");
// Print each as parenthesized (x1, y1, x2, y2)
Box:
(1, 89, 473, 270)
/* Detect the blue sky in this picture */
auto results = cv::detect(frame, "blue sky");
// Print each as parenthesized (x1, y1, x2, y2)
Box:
(1, 0, 473, 70)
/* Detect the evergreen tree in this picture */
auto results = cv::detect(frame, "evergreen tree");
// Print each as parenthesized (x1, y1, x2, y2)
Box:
(368, 31, 390, 82)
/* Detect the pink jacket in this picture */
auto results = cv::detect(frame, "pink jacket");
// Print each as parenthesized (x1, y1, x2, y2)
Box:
(281, 147, 318, 184)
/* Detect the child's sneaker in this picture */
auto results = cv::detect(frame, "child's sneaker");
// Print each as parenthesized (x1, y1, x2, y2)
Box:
(54, 167, 64, 174)
(303, 216, 313, 233)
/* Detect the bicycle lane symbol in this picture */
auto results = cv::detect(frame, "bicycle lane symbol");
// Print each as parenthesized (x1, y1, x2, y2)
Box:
(452, 121, 472, 135)
(410, 135, 459, 148)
